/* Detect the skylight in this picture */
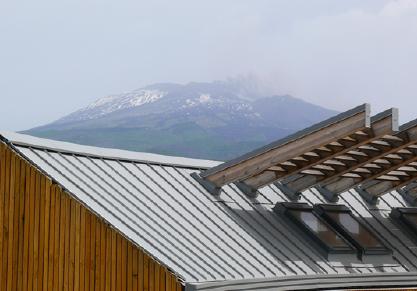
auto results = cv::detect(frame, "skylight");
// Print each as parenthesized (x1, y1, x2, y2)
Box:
(391, 207, 417, 235)
(314, 204, 390, 257)
(274, 203, 355, 256)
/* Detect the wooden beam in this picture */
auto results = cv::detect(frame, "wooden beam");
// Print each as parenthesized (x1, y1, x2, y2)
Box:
(244, 108, 398, 192)
(308, 119, 417, 195)
(320, 151, 417, 195)
(359, 165, 417, 197)
(199, 104, 371, 188)
(400, 182, 417, 205)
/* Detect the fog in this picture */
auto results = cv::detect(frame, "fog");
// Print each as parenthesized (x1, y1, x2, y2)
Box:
(1, 0, 416, 130)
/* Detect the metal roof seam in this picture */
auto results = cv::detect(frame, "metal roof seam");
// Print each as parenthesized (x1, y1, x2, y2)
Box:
(157, 166, 277, 277)
(96, 158, 234, 280)
(20, 146, 190, 280)
(174, 168, 291, 277)
(41, 149, 204, 280)
(378, 194, 417, 259)
(186, 171, 297, 276)
(260, 188, 339, 274)
(141, 163, 256, 278)
(71, 154, 220, 280)
(114, 161, 239, 272)
(340, 190, 417, 270)
(127, 161, 252, 279)
(92, 157, 232, 280)
(223, 184, 311, 275)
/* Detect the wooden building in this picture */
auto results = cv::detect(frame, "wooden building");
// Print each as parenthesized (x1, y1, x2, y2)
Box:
(2, 103, 417, 290)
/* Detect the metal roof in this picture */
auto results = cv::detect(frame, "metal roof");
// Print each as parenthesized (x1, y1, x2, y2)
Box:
(2, 131, 417, 290)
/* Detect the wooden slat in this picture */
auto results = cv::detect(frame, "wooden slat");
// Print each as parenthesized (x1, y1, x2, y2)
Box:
(149, 258, 155, 291)
(80, 206, 86, 291)
(2, 147, 11, 291)
(121, 237, 127, 291)
(160, 265, 166, 291)
(42, 178, 51, 291)
(68, 199, 76, 291)
(322, 152, 417, 194)
(21, 163, 31, 291)
(90, 212, 96, 291)
(84, 211, 91, 291)
(111, 229, 116, 291)
(116, 234, 122, 291)
(10, 154, 20, 291)
(0, 143, 5, 289)
(47, 185, 56, 291)
(53, 186, 62, 291)
(132, 247, 138, 291)
(74, 202, 81, 291)
(95, 217, 101, 291)
(105, 227, 111, 291)
(27, 166, 36, 291)
(100, 221, 106, 291)
(33, 171, 41, 291)
(5, 152, 15, 291)
(63, 194, 71, 291)
(139, 248, 144, 291)
(127, 242, 133, 291)
(16, 160, 26, 291)
(37, 174, 46, 291)
(144, 249, 149, 291)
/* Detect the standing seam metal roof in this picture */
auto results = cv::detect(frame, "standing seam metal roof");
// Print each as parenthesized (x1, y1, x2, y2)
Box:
(1, 131, 417, 290)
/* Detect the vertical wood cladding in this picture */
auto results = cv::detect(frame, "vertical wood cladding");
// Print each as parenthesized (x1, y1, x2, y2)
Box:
(0, 142, 183, 291)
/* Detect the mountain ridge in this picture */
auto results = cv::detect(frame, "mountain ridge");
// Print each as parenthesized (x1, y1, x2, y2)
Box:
(25, 80, 338, 160)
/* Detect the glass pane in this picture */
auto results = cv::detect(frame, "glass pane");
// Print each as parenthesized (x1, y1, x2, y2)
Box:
(403, 213, 417, 228)
(327, 212, 382, 248)
(289, 210, 349, 248)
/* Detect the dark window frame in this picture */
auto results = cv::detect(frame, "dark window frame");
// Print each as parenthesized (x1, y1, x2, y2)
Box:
(391, 207, 417, 235)
(275, 202, 356, 256)
(314, 204, 390, 257)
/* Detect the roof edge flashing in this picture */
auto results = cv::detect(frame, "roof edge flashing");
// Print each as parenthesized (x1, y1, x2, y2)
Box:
(190, 172, 221, 196)
(370, 107, 399, 132)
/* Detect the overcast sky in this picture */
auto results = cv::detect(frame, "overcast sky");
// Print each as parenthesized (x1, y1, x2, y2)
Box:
(1, 0, 417, 130)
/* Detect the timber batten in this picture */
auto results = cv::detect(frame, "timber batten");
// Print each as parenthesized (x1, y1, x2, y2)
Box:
(0, 141, 183, 291)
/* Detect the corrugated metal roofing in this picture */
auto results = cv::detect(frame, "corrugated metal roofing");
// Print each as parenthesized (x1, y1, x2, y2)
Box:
(2, 131, 417, 290)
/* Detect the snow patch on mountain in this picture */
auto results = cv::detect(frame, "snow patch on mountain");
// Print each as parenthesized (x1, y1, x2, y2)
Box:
(58, 89, 166, 123)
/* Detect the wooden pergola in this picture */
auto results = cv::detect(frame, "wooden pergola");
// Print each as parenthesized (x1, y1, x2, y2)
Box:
(195, 103, 417, 204)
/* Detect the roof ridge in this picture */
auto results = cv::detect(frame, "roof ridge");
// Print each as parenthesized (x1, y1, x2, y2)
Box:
(0, 131, 221, 169)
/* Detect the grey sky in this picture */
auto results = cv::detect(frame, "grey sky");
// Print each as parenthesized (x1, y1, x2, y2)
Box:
(1, 0, 416, 131)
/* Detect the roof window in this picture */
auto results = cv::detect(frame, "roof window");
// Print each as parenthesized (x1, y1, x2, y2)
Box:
(391, 207, 417, 235)
(314, 204, 390, 258)
(274, 202, 356, 257)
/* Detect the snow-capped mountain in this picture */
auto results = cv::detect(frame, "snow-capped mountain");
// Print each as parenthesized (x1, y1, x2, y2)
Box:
(58, 89, 166, 123)
(26, 80, 337, 160)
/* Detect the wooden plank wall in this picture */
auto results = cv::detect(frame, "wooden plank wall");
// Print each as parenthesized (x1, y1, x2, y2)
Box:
(0, 141, 183, 291)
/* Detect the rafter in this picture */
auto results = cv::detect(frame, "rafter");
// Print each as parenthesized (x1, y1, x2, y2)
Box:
(197, 104, 373, 192)
(259, 109, 397, 194)
(237, 108, 397, 193)
(299, 118, 417, 198)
